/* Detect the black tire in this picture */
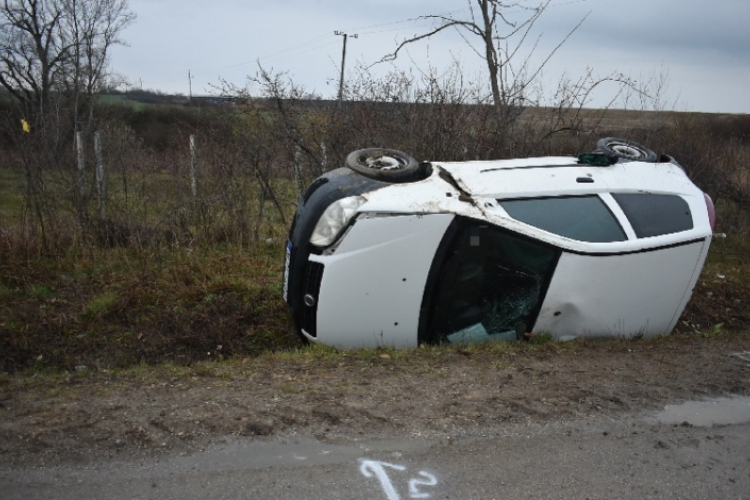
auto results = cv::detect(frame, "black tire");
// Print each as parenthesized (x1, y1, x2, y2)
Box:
(345, 148, 420, 182)
(596, 137, 658, 163)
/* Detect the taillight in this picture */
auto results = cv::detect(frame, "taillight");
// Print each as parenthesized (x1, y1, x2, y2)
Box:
(704, 192, 716, 231)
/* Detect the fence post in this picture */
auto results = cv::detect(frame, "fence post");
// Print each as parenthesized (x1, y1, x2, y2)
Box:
(293, 144, 303, 201)
(320, 141, 328, 172)
(75, 132, 85, 199)
(94, 132, 106, 220)
(190, 135, 198, 199)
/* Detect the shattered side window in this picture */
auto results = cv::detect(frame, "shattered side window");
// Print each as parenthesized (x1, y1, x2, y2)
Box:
(499, 196, 627, 242)
(613, 193, 693, 238)
(432, 224, 559, 344)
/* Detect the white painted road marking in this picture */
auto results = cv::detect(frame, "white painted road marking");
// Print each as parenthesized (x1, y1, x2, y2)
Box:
(359, 459, 438, 500)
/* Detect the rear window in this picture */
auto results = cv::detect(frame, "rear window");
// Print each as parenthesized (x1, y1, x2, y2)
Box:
(499, 196, 627, 242)
(613, 193, 693, 238)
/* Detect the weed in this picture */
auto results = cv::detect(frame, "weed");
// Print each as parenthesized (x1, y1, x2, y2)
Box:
(704, 323, 726, 338)
(192, 363, 216, 378)
(526, 332, 555, 345)
(84, 291, 119, 318)
(493, 360, 511, 370)
(27, 284, 52, 300)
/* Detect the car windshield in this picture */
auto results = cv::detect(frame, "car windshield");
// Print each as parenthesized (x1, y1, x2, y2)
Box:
(431, 222, 560, 343)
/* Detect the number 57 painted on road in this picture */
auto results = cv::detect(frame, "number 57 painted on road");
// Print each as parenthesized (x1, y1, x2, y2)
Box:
(359, 459, 438, 500)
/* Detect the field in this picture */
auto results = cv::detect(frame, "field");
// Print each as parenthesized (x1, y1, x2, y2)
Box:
(1, 97, 750, 466)
(1, 97, 749, 375)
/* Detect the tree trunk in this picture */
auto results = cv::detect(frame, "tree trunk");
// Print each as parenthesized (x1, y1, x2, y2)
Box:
(479, 0, 502, 114)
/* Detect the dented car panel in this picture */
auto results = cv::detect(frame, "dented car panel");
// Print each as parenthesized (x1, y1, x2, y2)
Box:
(533, 240, 710, 340)
(284, 144, 714, 348)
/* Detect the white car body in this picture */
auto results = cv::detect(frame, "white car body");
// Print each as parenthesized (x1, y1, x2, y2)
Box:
(285, 146, 713, 348)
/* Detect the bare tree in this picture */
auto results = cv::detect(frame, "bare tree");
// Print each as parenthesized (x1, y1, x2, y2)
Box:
(0, 0, 135, 119)
(379, 0, 588, 122)
(0, 0, 134, 249)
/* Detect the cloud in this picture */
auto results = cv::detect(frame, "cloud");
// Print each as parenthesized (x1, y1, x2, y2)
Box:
(109, 0, 750, 112)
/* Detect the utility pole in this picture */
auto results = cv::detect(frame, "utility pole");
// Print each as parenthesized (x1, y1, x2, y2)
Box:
(334, 31, 357, 104)
(188, 70, 193, 103)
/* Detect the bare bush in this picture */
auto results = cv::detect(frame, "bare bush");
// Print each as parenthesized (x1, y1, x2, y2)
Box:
(3, 59, 750, 261)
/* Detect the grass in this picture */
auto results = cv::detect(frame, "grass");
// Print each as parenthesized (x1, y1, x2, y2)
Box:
(0, 152, 304, 373)
(4, 330, 747, 399)
(96, 94, 149, 111)
(1, 228, 747, 374)
(0, 242, 301, 373)
(1, 102, 749, 374)
(84, 290, 119, 318)
(0, 166, 26, 225)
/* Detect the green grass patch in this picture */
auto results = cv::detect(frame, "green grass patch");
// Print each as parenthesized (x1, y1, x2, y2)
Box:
(0, 283, 13, 302)
(0, 167, 26, 224)
(0, 242, 300, 373)
(26, 284, 52, 300)
(83, 291, 119, 318)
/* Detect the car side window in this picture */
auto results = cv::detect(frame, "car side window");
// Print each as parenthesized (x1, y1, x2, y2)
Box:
(498, 196, 627, 242)
(612, 193, 693, 238)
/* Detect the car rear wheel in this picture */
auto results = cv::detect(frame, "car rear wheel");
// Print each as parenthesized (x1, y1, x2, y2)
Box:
(345, 148, 420, 182)
(596, 138, 658, 163)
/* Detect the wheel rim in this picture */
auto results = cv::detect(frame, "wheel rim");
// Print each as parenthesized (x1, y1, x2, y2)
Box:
(362, 154, 405, 171)
(610, 143, 644, 159)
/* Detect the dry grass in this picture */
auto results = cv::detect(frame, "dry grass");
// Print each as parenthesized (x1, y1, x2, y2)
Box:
(1, 96, 749, 373)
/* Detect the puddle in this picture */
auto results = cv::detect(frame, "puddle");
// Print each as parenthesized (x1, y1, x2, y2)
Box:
(654, 396, 750, 427)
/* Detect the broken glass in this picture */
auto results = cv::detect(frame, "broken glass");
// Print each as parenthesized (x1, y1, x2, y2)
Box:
(431, 222, 559, 344)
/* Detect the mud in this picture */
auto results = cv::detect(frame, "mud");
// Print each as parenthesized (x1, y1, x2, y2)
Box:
(1, 332, 749, 467)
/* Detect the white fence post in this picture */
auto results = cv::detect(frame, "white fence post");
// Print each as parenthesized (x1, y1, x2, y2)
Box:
(94, 132, 106, 220)
(293, 144, 303, 201)
(320, 141, 328, 172)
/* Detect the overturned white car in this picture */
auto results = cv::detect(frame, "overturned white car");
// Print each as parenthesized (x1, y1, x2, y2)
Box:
(283, 139, 715, 347)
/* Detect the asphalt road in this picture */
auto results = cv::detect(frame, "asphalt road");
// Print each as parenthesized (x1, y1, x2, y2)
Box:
(3, 398, 750, 500)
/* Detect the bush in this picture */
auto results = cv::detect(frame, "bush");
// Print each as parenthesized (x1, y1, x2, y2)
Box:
(1, 68, 748, 371)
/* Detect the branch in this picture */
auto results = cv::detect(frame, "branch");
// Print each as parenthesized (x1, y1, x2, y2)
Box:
(374, 18, 480, 66)
(521, 10, 591, 92)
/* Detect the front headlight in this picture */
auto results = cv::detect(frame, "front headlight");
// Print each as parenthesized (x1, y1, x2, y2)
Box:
(309, 196, 366, 247)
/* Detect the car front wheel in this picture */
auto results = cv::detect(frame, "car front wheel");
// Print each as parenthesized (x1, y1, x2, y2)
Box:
(345, 148, 420, 182)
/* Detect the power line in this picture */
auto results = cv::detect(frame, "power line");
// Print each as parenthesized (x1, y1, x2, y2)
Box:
(333, 8, 470, 34)
(205, 6, 587, 75)
(223, 10, 471, 70)
(257, 39, 340, 65)
(221, 33, 333, 70)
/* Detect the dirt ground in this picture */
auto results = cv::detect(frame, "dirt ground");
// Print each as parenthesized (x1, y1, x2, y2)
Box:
(2, 332, 750, 467)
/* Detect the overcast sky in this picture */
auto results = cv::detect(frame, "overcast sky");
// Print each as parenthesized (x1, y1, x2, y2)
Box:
(110, 0, 750, 113)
